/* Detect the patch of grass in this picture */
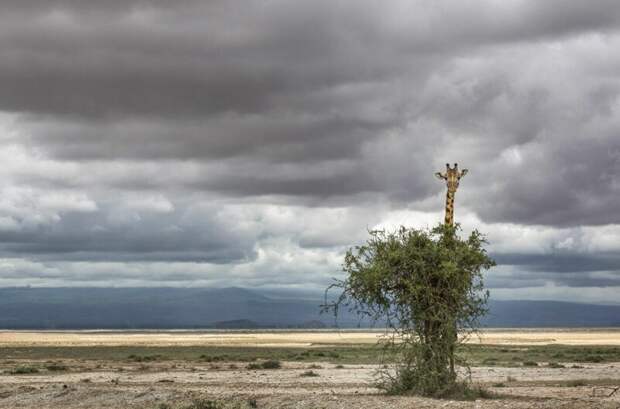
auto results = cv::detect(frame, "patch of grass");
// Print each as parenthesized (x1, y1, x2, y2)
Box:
(307, 364, 322, 369)
(547, 362, 565, 368)
(492, 382, 506, 387)
(522, 361, 538, 367)
(300, 370, 320, 377)
(335, 364, 345, 369)
(1, 342, 619, 367)
(576, 354, 604, 363)
(9, 365, 39, 374)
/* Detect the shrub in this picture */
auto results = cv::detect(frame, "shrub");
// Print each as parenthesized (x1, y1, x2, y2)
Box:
(260, 360, 281, 369)
(300, 370, 320, 377)
(247, 360, 281, 370)
(522, 361, 538, 367)
(10, 365, 39, 374)
(45, 363, 68, 371)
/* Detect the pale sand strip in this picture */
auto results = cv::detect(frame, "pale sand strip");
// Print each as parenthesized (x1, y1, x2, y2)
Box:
(0, 329, 619, 347)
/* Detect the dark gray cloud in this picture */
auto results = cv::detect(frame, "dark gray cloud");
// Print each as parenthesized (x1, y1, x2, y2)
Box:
(0, 1, 619, 301)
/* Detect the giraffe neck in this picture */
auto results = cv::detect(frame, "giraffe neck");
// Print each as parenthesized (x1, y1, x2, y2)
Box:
(445, 189, 455, 226)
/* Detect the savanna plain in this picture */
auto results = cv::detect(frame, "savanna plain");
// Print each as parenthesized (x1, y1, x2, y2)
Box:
(1, 329, 619, 409)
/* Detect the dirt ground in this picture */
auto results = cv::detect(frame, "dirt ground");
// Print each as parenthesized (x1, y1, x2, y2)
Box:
(1, 330, 619, 408)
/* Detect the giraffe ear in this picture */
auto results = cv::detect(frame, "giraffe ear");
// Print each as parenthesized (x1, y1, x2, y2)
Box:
(460, 169, 468, 178)
(435, 172, 446, 180)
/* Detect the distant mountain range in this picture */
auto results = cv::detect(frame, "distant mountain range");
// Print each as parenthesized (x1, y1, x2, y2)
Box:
(0, 287, 618, 329)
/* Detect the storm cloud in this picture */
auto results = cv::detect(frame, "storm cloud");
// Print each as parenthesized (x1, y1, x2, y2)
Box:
(0, 0, 619, 303)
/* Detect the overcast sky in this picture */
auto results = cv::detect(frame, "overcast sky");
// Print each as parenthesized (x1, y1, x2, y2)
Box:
(0, 0, 619, 304)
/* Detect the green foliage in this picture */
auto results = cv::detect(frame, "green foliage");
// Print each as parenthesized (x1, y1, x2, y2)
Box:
(326, 223, 494, 397)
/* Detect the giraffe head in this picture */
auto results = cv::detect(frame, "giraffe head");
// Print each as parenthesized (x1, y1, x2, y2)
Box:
(435, 163, 468, 192)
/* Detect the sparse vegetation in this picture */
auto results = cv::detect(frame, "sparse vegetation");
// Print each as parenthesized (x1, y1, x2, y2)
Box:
(9, 365, 39, 374)
(300, 370, 320, 377)
(0, 343, 618, 367)
(566, 379, 587, 387)
(523, 361, 538, 367)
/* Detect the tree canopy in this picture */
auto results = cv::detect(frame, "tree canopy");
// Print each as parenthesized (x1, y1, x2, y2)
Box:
(326, 223, 495, 397)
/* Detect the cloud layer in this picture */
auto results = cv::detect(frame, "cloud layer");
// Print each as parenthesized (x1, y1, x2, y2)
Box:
(0, 0, 619, 303)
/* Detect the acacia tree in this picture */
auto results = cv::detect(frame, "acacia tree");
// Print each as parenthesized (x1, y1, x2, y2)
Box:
(325, 223, 495, 397)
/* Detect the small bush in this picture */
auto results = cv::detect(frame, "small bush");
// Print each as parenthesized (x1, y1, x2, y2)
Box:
(300, 370, 320, 377)
(571, 364, 583, 369)
(566, 379, 587, 387)
(307, 364, 322, 369)
(547, 362, 565, 368)
(45, 363, 68, 371)
(128, 354, 161, 362)
(10, 365, 39, 374)
(247, 360, 281, 370)
(522, 361, 538, 367)
(260, 360, 281, 369)
(335, 364, 345, 369)
(492, 382, 506, 388)
(185, 399, 222, 409)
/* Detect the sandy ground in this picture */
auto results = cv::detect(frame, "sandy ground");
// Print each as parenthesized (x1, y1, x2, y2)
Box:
(1, 330, 619, 408)
(0, 360, 619, 408)
(2, 328, 620, 347)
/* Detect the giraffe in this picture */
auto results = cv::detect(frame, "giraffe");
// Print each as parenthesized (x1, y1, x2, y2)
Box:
(435, 163, 468, 226)
(434, 162, 468, 376)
